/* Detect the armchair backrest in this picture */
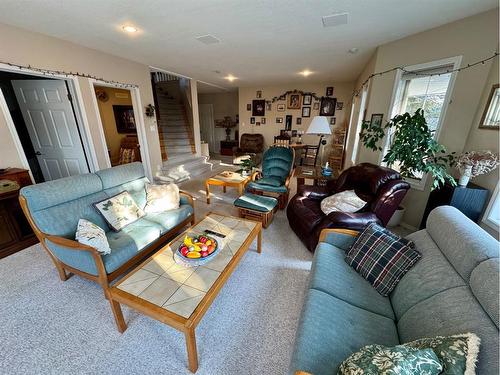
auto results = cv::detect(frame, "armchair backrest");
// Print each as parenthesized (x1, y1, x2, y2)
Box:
(334, 163, 410, 225)
(262, 146, 295, 184)
(240, 133, 264, 153)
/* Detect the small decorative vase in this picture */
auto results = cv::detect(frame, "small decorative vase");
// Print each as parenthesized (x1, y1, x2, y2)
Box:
(458, 165, 472, 187)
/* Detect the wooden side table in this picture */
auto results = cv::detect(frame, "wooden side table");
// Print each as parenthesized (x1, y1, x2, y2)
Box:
(294, 166, 337, 187)
(205, 171, 251, 204)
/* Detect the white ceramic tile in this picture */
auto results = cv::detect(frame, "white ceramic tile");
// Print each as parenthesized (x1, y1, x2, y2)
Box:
(220, 216, 240, 228)
(163, 294, 205, 319)
(118, 269, 159, 296)
(164, 284, 205, 306)
(202, 249, 234, 272)
(162, 266, 197, 283)
(208, 214, 225, 222)
(183, 267, 221, 292)
(138, 276, 181, 306)
(142, 253, 176, 275)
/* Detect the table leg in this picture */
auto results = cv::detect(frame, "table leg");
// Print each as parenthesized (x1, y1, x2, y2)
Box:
(238, 184, 243, 197)
(109, 299, 127, 333)
(185, 328, 198, 373)
(257, 226, 262, 254)
(205, 182, 210, 204)
(223, 185, 227, 193)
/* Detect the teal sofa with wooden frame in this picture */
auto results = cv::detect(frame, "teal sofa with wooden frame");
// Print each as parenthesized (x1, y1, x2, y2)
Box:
(19, 162, 195, 298)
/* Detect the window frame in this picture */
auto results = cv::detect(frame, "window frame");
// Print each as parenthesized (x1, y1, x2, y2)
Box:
(379, 56, 462, 190)
(482, 181, 500, 232)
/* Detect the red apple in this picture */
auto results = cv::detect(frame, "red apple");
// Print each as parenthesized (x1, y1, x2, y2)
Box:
(207, 245, 215, 254)
(181, 247, 189, 257)
(200, 250, 209, 258)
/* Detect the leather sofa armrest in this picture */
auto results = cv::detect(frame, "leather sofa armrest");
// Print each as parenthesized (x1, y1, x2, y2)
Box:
(297, 185, 331, 200)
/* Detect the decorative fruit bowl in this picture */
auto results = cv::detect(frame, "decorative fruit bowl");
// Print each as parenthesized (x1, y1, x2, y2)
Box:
(177, 234, 219, 262)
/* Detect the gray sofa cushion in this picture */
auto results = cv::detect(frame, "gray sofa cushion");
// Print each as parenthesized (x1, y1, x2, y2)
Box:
(290, 289, 399, 375)
(390, 229, 466, 319)
(310, 242, 395, 319)
(470, 258, 499, 328)
(397, 286, 499, 375)
(426, 206, 499, 281)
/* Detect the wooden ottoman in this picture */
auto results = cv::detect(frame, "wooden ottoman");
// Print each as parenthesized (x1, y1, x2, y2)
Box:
(234, 193, 278, 228)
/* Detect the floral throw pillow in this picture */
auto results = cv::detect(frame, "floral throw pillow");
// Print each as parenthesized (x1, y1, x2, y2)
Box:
(75, 219, 111, 255)
(144, 183, 180, 213)
(338, 344, 443, 375)
(404, 333, 480, 375)
(94, 191, 145, 231)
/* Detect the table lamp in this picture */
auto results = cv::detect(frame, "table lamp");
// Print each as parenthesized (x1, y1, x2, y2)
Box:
(306, 116, 332, 165)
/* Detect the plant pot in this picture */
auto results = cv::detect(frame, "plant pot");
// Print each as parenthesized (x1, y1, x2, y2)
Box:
(387, 206, 405, 228)
(458, 165, 472, 187)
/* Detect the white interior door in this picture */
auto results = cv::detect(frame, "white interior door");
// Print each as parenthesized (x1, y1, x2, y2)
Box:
(12, 79, 89, 181)
(199, 104, 216, 153)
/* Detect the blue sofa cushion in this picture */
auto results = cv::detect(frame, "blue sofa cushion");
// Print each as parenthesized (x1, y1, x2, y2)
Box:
(397, 286, 499, 375)
(261, 146, 294, 183)
(390, 230, 466, 319)
(95, 162, 145, 189)
(145, 204, 194, 234)
(255, 176, 283, 187)
(311, 242, 395, 319)
(246, 181, 288, 193)
(290, 289, 399, 375)
(234, 193, 278, 213)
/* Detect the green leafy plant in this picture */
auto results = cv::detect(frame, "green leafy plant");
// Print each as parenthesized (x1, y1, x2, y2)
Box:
(360, 109, 456, 189)
(236, 157, 256, 175)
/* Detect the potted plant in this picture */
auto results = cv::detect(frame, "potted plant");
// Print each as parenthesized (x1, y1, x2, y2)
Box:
(236, 157, 256, 177)
(455, 150, 499, 186)
(360, 109, 456, 226)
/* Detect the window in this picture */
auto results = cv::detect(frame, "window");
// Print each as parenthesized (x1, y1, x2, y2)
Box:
(479, 84, 500, 129)
(382, 57, 460, 188)
(483, 182, 500, 231)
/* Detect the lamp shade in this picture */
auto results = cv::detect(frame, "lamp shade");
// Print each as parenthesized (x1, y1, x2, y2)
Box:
(306, 116, 332, 135)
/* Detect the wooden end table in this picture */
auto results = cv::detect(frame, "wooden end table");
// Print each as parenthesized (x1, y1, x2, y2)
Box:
(108, 213, 262, 373)
(205, 171, 251, 204)
(294, 166, 338, 187)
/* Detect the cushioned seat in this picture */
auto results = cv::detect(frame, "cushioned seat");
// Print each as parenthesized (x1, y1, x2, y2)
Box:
(291, 289, 399, 375)
(310, 242, 395, 320)
(145, 205, 194, 234)
(246, 180, 288, 193)
(234, 193, 278, 212)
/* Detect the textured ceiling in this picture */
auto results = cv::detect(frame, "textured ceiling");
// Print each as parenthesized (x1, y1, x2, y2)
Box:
(0, 0, 497, 91)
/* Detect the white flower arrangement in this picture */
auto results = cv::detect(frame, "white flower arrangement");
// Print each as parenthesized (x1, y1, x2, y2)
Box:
(456, 150, 499, 178)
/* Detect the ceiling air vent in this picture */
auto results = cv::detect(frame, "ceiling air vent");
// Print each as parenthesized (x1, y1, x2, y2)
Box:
(195, 34, 221, 44)
(322, 12, 349, 28)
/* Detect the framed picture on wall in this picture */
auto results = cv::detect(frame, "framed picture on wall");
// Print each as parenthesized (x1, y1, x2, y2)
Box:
(250, 117, 255, 124)
(266, 102, 272, 111)
(276, 117, 283, 124)
(302, 107, 311, 118)
(326, 87, 334, 96)
(256, 90, 262, 98)
(252, 100, 265, 116)
(320, 97, 336, 116)
(313, 102, 320, 110)
(336, 102, 344, 110)
(287, 93, 301, 109)
(247, 103, 251, 111)
(261, 118, 266, 124)
(370, 113, 384, 128)
(330, 117, 336, 125)
(479, 84, 500, 129)
(113, 105, 136, 133)
(296, 118, 302, 125)
(277, 104, 285, 112)
(303, 94, 312, 105)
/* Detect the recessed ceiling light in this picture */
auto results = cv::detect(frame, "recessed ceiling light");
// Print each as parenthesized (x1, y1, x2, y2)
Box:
(299, 70, 313, 77)
(224, 74, 237, 82)
(348, 47, 359, 54)
(322, 12, 349, 28)
(122, 25, 138, 33)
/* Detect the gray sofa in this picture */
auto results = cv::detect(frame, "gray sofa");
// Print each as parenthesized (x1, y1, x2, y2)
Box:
(290, 206, 499, 375)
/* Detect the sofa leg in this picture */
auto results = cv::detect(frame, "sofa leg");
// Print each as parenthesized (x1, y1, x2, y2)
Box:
(56, 264, 69, 281)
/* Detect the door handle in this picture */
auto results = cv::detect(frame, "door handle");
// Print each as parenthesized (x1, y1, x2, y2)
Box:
(35, 151, 42, 156)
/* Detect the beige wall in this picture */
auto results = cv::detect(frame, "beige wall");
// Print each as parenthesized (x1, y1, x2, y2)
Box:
(352, 9, 499, 229)
(94, 86, 134, 163)
(463, 59, 499, 238)
(0, 22, 162, 179)
(238, 82, 354, 163)
(198, 91, 239, 151)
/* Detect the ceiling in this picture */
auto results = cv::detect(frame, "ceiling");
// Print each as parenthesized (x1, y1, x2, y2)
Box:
(0, 0, 497, 92)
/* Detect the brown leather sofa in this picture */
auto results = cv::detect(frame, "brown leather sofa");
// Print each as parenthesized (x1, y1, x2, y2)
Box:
(233, 133, 264, 165)
(287, 163, 410, 252)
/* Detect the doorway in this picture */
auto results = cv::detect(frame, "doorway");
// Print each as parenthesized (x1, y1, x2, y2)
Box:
(93, 85, 141, 167)
(0, 70, 91, 183)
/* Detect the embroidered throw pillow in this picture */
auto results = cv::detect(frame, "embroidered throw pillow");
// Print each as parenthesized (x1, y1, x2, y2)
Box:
(338, 344, 443, 375)
(144, 183, 180, 214)
(94, 191, 145, 231)
(404, 333, 480, 375)
(75, 219, 111, 255)
(345, 223, 421, 296)
(321, 190, 366, 215)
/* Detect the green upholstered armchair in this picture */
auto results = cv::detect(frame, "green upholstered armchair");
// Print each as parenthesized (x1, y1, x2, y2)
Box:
(246, 146, 295, 209)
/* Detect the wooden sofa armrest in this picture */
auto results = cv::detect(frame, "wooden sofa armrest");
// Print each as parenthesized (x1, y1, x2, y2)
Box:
(318, 228, 360, 243)
(45, 234, 99, 253)
(285, 168, 295, 189)
(295, 371, 313, 375)
(179, 190, 194, 206)
(251, 171, 262, 181)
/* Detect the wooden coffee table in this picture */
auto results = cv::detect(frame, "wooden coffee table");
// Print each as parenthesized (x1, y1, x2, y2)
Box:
(108, 213, 262, 373)
(205, 171, 251, 204)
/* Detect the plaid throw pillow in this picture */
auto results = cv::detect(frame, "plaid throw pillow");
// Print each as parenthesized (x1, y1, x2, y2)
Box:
(345, 223, 421, 296)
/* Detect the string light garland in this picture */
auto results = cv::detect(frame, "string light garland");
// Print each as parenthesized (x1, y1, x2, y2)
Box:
(352, 52, 499, 98)
(0, 60, 139, 88)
